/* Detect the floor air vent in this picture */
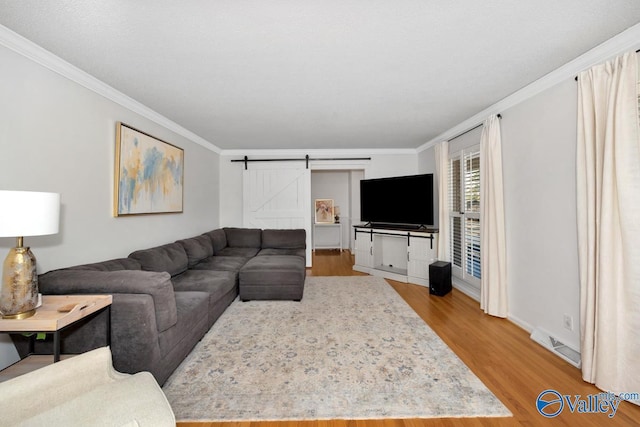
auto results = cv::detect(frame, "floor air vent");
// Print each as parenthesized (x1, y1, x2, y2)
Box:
(530, 328, 581, 368)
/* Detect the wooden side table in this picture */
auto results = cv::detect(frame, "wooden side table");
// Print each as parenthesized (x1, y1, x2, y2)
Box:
(0, 295, 112, 380)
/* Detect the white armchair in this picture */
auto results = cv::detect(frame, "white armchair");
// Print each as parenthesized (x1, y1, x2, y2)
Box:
(0, 346, 175, 427)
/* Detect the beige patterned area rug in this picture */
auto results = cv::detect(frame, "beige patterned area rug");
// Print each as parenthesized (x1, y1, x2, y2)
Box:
(163, 276, 512, 421)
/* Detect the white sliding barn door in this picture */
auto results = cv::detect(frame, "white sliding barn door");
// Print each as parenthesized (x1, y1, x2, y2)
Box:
(243, 164, 312, 266)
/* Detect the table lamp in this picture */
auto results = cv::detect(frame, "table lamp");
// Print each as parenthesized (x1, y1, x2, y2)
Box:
(0, 190, 60, 319)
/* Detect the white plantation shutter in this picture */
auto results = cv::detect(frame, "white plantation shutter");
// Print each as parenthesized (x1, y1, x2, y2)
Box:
(464, 152, 480, 214)
(449, 146, 481, 287)
(464, 151, 481, 280)
(451, 216, 462, 268)
(449, 157, 462, 269)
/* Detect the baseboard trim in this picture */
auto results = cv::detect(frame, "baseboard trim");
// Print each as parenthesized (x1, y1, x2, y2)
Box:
(507, 314, 534, 334)
(452, 278, 480, 301)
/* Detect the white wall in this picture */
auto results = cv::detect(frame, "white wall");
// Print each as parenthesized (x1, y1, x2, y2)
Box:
(418, 147, 437, 226)
(418, 81, 581, 350)
(0, 46, 221, 271)
(501, 79, 580, 349)
(367, 153, 419, 179)
(349, 170, 365, 249)
(219, 153, 418, 228)
(418, 146, 436, 174)
(0, 45, 220, 366)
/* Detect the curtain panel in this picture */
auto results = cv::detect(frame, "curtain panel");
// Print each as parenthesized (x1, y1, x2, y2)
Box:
(435, 141, 450, 261)
(577, 51, 640, 402)
(480, 115, 508, 317)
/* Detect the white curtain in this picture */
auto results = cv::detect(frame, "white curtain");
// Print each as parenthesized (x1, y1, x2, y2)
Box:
(577, 51, 640, 401)
(435, 141, 450, 261)
(480, 115, 507, 317)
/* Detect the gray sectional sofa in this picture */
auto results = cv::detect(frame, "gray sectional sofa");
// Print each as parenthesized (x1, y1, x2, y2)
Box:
(14, 227, 306, 385)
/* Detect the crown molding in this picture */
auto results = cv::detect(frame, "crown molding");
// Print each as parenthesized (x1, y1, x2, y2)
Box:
(417, 23, 640, 152)
(220, 148, 418, 157)
(0, 24, 221, 154)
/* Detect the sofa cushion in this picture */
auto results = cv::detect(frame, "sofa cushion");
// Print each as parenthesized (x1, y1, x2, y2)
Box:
(39, 269, 178, 333)
(239, 255, 306, 301)
(157, 290, 209, 360)
(171, 269, 238, 328)
(223, 227, 262, 248)
(172, 270, 238, 301)
(261, 229, 306, 249)
(240, 255, 306, 286)
(129, 243, 188, 277)
(203, 229, 227, 254)
(258, 248, 306, 258)
(176, 235, 214, 268)
(216, 247, 260, 258)
(191, 256, 249, 272)
(66, 258, 142, 272)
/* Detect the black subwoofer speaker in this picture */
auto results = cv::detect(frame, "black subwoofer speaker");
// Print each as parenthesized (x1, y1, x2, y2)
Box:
(429, 261, 452, 296)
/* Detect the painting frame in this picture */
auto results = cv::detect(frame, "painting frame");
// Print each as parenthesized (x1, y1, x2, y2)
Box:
(314, 199, 335, 224)
(114, 122, 184, 216)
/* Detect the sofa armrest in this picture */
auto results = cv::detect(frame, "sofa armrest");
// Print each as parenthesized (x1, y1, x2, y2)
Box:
(39, 270, 177, 333)
(0, 347, 175, 426)
(22, 293, 164, 382)
(0, 347, 125, 425)
(110, 293, 164, 379)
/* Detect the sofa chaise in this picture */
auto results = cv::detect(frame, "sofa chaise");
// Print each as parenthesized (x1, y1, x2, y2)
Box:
(11, 227, 306, 385)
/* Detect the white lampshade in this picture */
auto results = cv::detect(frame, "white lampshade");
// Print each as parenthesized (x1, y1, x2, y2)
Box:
(0, 190, 60, 237)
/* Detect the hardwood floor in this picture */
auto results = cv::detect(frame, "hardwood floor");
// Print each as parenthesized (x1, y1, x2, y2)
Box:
(178, 250, 640, 427)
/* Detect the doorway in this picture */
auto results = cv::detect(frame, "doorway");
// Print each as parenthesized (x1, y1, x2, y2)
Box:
(311, 169, 365, 252)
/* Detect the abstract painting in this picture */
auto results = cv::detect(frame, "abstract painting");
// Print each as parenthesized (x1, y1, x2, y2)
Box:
(114, 122, 184, 216)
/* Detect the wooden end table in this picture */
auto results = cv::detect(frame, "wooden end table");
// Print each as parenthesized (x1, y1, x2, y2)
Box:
(0, 294, 112, 380)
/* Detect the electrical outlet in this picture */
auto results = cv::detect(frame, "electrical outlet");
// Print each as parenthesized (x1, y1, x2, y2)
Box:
(563, 314, 574, 331)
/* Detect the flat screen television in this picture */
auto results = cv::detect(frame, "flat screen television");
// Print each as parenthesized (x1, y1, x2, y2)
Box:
(360, 173, 434, 228)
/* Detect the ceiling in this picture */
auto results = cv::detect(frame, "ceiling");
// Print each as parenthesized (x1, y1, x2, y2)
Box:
(1, 1, 640, 151)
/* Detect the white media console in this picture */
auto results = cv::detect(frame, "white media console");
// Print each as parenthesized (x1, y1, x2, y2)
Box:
(352, 225, 438, 287)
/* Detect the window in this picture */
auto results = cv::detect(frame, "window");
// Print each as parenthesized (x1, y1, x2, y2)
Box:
(449, 146, 481, 287)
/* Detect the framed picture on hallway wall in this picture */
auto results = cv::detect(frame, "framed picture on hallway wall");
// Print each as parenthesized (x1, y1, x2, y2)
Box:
(315, 199, 334, 223)
(114, 122, 184, 216)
